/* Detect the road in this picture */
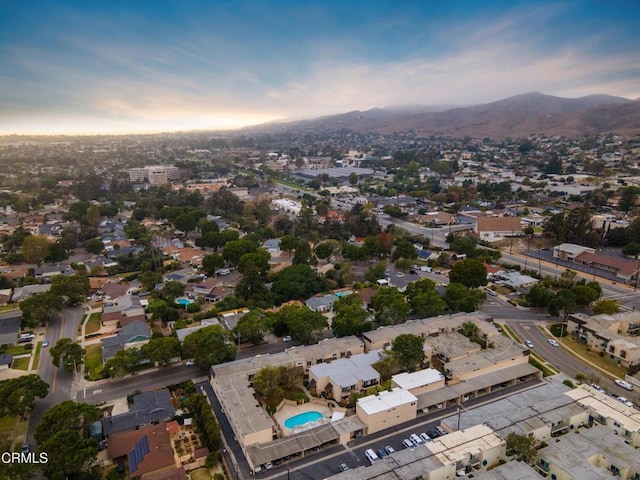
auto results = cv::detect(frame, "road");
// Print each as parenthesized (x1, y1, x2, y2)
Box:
(377, 214, 473, 248)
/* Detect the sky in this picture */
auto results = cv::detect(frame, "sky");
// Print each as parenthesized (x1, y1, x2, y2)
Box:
(1, 0, 639, 135)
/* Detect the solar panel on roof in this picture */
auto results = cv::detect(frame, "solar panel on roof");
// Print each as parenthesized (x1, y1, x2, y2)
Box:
(128, 451, 138, 473)
(141, 435, 150, 454)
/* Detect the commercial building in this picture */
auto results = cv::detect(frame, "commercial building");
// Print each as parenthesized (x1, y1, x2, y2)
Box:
(473, 217, 523, 243)
(127, 165, 180, 184)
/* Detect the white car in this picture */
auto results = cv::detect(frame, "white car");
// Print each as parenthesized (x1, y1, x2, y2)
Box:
(615, 379, 634, 391)
(591, 384, 605, 393)
(524, 340, 534, 348)
(282, 335, 293, 342)
(185, 360, 195, 366)
(42, 340, 49, 347)
(548, 339, 559, 347)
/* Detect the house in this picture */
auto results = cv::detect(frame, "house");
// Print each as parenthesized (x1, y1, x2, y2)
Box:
(101, 320, 152, 362)
(107, 424, 177, 478)
(102, 282, 136, 301)
(419, 211, 458, 226)
(103, 389, 176, 436)
(11, 284, 51, 302)
(474, 217, 523, 242)
(262, 238, 281, 256)
(305, 294, 338, 313)
(162, 268, 197, 284)
(500, 271, 539, 290)
(218, 308, 250, 331)
(0, 354, 13, 370)
(33, 264, 73, 280)
(175, 318, 221, 342)
(0, 312, 21, 346)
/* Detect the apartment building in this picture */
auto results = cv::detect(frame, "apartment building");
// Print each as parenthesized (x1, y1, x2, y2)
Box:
(356, 388, 418, 435)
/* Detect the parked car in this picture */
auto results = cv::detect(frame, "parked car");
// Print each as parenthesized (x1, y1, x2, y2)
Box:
(185, 360, 195, 366)
(615, 379, 634, 391)
(364, 449, 379, 465)
(435, 426, 447, 437)
(21, 443, 30, 453)
(385, 446, 395, 454)
(402, 439, 414, 449)
(263, 461, 273, 470)
(282, 335, 293, 342)
(419, 432, 432, 443)
(339, 463, 350, 472)
(409, 433, 423, 445)
(591, 384, 605, 393)
(42, 340, 49, 347)
(524, 340, 534, 348)
(377, 448, 388, 458)
(548, 339, 559, 347)
(427, 429, 441, 439)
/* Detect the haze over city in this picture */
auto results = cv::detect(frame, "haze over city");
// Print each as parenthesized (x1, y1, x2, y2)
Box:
(1, 0, 639, 135)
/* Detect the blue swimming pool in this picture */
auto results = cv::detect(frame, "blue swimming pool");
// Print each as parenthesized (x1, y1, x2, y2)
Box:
(284, 411, 323, 429)
(177, 298, 192, 306)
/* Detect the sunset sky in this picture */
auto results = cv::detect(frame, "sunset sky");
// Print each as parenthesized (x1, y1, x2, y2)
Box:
(1, 0, 639, 134)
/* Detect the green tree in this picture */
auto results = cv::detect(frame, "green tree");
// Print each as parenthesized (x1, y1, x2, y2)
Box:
(271, 264, 326, 303)
(525, 284, 554, 308)
(83, 238, 105, 255)
(391, 334, 425, 372)
(445, 283, 487, 312)
(183, 394, 221, 451)
(292, 241, 314, 265)
(276, 305, 327, 344)
(21, 235, 51, 264)
(371, 287, 410, 325)
(332, 299, 371, 337)
(622, 242, 640, 257)
(506, 432, 538, 464)
(461, 321, 479, 339)
(592, 299, 621, 315)
(50, 273, 90, 305)
(448, 259, 488, 288)
(174, 212, 198, 233)
(35, 401, 100, 480)
(85, 204, 101, 229)
(279, 234, 299, 256)
(570, 284, 600, 306)
(392, 240, 417, 261)
(202, 253, 225, 276)
(182, 325, 236, 369)
(405, 279, 447, 317)
(223, 238, 258, 265)
(238, 248, 271, 277)
(233, 310, 268, 345)
(46, 241, 69, 263)
(0, 374, 49, 419)
(163, 280, 185, 299)
(548, 290, 577, 320)
(315, 241, 336, 260)
(103, 348, 141, 377)
(20, 292, 63, 328)
(50, 338, 85, 372)
(141, 336, 182, 366)
(252, 365, 284, 399)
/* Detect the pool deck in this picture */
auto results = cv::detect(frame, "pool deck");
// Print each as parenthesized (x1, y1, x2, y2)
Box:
(274, 402, 333, 437)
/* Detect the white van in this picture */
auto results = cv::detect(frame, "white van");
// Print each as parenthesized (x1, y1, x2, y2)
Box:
(364, 449, 379, 464)
(615, 379, 634, 391)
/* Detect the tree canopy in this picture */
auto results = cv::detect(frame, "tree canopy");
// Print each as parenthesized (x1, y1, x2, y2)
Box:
(332, 294, 371, 337)
(371, 287, 410, 325)
(0, 374, 49, 419)
(50, 338, 85, 372)
(391, 334, 425, 372)
(35, 401, 100, 480)
(20, 291, 63, 328)
(182, 325, 236, 369)
(141, 336, 182, 366)
(448, 259, 488, 288)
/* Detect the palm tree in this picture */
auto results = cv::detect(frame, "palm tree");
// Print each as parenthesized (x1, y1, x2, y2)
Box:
(462, 321, 479, 339)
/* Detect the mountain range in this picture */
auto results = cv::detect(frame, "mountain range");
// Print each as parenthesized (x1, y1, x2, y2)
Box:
(248, 92, 640, 138)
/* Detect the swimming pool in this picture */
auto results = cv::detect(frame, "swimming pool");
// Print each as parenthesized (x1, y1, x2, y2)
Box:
(284, 411, 323, 429)
(177, 298, 192, 306)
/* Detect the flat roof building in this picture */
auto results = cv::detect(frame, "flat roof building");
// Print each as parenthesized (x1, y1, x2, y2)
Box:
(356, 388, 418, 434)
(391, 368, 445, 395)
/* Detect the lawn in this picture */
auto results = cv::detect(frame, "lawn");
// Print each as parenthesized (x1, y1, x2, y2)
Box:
(85, 344, 104, 380)
(4, 344, 32, 356)
(190, 469, 213, 480)
(85, 312, 102, 335)
(0, 305, 19, 313)
(12, 357, 30, 370)
(561, 335, 627, 379)
(32, 341, 42, 370)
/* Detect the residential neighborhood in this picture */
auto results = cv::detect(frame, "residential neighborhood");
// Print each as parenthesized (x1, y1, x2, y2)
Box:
(1, 129, 640, 480)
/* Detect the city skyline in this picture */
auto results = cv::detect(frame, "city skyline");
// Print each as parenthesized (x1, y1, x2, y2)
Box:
(1, 0, 639, 135)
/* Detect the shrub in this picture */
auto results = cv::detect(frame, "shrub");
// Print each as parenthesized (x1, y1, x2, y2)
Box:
(187, 303, 201, 313)
(563, 379, 575, 388)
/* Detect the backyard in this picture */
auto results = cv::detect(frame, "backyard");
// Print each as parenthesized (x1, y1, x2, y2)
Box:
(0, 415, 28, 451)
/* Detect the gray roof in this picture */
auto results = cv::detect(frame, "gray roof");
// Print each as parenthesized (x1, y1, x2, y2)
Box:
(305, 294, 338, 310)
(310, 350, 381, 388)
(0, 354, 13, 365)
(101, 320, 151, 361)
(11, 284, 51, 302)
(0, 313, 21, 346)
(102, 389, 175, 436)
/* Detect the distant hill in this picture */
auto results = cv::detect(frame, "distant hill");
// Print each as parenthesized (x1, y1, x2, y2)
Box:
(247, 92, 640, 138)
